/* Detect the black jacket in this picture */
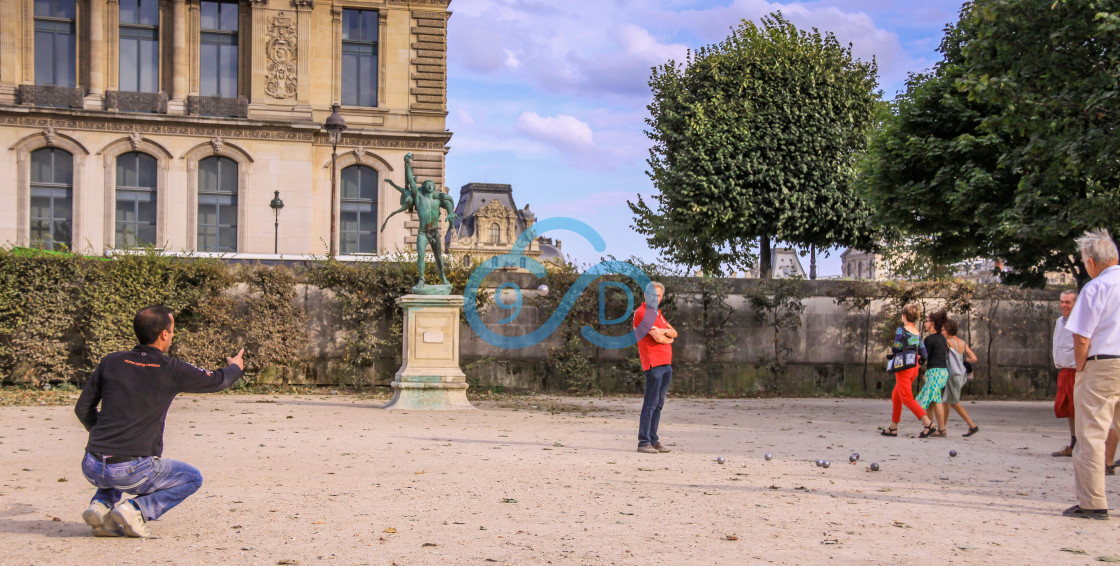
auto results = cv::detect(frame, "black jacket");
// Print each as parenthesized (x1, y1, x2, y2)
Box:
(74, 345, 242, 457)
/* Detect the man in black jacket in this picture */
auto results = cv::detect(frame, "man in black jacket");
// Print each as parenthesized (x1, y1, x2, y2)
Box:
(75, 305, 244, 538)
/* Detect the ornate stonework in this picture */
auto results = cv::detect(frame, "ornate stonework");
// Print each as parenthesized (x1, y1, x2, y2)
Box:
(410, 10, 448, 113)
(265, 12, 298, 99)
(0, 114, 451, 150)
(129, 131, 143, 151)
(211, 136, 225, 155)
(42, 126, 57, 146)
(353, 145, 366, 163)
(105, 91, 169, 114)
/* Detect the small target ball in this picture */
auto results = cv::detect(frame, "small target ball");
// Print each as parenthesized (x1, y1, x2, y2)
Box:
(764, 453, 772, 461)
(849, 454, 859, 463)
(870, 462, 880, 471)
(716, 456, 725, 464)
(537, 284, 549, 296)
(950, 450, 958, 457)
(822, 460, 830, 468)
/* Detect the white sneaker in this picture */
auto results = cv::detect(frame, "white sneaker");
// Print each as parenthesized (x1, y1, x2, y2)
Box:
(109, 501, 151, 538)
(82, 501, 122, 537)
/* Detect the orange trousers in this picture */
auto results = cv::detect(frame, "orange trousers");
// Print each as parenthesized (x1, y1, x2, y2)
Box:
(891, 366, 926, 422)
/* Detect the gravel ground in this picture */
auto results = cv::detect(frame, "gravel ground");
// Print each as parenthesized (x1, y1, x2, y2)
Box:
(1, 394, 1117, 565)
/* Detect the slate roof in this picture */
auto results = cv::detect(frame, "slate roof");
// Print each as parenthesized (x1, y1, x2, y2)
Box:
(449, 183, 527, 241)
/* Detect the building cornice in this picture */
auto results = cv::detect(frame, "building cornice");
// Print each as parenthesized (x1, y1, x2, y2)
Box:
(0, 107, 452, 150)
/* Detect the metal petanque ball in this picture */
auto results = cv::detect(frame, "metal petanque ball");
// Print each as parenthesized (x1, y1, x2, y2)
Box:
(764, 453, 773, 461)
(849, 453, 859, 463)
(870, 462, 880, 471)
(822, 460, 830, 468)
(537, 284, 549, 296)
(717, 456, 726, 464)
(815, 459, 824, 467)
(950, 450, 958, 457)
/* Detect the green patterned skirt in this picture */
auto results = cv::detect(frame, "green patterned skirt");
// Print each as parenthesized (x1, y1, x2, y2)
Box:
(916, 367, 948, 408)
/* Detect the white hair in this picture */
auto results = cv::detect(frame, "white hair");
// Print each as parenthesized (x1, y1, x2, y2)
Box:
(1076, 229, 1119, 265)
(1060, 289, 1078, 299)
(645, 281, 665, 294)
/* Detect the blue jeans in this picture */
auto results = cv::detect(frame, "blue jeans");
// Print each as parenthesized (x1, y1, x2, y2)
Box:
(81, 452, 203, 521)
(638, 364, 672, 446)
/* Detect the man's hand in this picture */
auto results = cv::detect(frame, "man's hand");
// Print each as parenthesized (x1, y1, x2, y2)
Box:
(1074, 334, 1090, 373)
(227, 348, 245, 370)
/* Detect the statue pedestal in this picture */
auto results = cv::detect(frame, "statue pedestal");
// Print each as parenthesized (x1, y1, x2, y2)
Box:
(382, 294, 474, 410)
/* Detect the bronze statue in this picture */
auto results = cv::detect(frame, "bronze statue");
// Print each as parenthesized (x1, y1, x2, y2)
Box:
(382, 153, 458, 292)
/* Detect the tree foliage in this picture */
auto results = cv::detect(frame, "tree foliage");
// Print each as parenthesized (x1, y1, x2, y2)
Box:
(861, 0, 1120, 287)
(630, 12, 880, 277)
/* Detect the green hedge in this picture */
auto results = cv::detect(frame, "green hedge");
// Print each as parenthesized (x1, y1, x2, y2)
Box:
(0, 248, 486, 387)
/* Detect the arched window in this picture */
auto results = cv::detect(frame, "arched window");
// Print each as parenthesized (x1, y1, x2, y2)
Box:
(116, 152, 158, 247)
(489, 223, 500, 244)
(858, 261, 864, 279)
(29, 148, 73, 250)
(339, 165, 378, 254)
(197, 156, 238, 252)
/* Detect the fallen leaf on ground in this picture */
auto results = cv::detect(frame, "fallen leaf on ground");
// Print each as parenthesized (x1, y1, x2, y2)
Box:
(384, 527, 398, 533)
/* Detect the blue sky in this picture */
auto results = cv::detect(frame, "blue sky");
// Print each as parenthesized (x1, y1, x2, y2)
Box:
(444, 0, 970, 276)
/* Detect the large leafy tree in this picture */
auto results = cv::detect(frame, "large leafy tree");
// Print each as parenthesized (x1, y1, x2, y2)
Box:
(629, 13, 880, 278)
(861, 0, 1120, 287)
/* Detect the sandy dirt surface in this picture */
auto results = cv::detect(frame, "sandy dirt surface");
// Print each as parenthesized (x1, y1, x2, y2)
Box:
(1, 394, 1118, 565)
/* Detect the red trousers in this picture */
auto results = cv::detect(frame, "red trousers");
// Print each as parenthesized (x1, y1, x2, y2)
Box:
(892, 366, 926, 422)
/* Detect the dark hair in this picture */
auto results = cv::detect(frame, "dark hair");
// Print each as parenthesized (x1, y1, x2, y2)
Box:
(943, 318, 959, 337)
(927, 309, 948, 333)
(134, 305, 173, 345)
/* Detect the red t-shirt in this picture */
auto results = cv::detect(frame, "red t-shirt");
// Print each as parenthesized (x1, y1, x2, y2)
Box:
(634, 302, 672, 371)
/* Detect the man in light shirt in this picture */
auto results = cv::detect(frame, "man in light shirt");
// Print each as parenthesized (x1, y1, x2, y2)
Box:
(1051, 290, 1079, 457)
(1063, 229, 1120, 520)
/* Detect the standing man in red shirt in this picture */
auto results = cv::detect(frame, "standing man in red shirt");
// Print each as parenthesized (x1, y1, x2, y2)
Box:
(634, 281, 677, 454)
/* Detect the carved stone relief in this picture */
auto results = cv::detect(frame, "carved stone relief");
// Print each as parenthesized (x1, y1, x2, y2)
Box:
(129, 131, 143, 151)
(265, 12, 298, 99)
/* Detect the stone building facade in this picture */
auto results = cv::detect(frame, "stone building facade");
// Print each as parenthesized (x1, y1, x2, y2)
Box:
(0, 0, 451, 257)
(445, 182, 562, 267)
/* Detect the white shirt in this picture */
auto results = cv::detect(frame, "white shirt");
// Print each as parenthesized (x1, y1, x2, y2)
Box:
(1066, 264, 1120, 357)
(1053, 316, 1076, 369)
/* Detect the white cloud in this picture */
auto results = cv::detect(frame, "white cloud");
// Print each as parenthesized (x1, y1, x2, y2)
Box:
(535, 190, 644, 216)
(453, 108, 475, 128)
(448, 0, 930, 100)
(504, 49, 522, 69)
(516, 112, 594, 152)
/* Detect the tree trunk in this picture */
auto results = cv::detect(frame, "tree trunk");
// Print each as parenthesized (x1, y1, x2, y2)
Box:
(809, 245, 817, 280)
(759, 237, 772, 279)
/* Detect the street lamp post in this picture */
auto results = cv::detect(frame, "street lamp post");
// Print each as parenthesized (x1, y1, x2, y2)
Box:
(324, 103, 348, 257)
(269, 190, 284, 255)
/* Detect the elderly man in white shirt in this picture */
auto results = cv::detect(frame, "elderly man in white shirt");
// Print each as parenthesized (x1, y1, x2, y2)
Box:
(1051, 290, 1079, 457)
(1063, 229, 1120, 520)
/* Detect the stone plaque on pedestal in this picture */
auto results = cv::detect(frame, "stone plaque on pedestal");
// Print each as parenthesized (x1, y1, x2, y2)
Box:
(382, 294, 474, 410)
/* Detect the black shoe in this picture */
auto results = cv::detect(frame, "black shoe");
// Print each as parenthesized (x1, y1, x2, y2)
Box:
(1062, 505, 1109, 520)
(919, 424, 936, 439)
(963, 425, 979, 437)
